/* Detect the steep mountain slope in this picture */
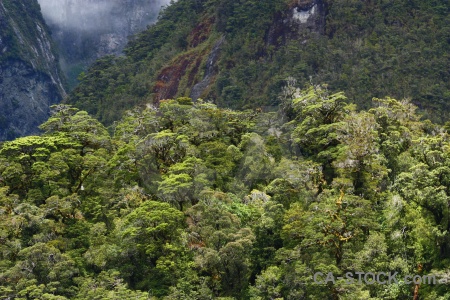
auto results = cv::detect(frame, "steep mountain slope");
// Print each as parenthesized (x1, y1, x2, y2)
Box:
(0, 0, 66, 140)
(67, 0, 450, 124)
(2, 1, 450, 298)
(38, 0, 170, 88)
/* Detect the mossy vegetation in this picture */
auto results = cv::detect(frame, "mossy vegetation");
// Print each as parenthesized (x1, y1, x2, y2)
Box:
(1, 0, 449, 298)
(3, 91, 450, 298)
(67, 0, 450, 124)
(1, 0, 54, 70)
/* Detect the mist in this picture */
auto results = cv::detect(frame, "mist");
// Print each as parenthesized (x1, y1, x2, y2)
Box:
(37, 0, 173, 87)
(38, 0, 171, 32)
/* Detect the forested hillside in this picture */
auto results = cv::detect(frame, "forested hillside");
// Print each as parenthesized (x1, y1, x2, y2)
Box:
(2, 0, 450, 299)
(2, 88, 450, 299)
(67, 0, 450, 124)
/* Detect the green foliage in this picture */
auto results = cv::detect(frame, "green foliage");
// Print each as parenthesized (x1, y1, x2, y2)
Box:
(1, 0, 53, 65)
(66, 0, 450, 125)
(4, 90, 450, 298)
(113, 200, 187, 294)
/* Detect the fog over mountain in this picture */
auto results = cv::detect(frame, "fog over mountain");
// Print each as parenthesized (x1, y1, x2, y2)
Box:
(38, 0, 170, 32)
(37, 0, 171, 87)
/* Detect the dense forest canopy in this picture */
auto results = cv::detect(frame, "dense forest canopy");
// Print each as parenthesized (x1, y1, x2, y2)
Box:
(1, 0, 450, 298)
(2, 87, 450, 298)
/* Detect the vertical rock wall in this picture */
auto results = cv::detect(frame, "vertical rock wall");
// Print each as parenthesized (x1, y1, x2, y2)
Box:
(0, 0, 66, 140)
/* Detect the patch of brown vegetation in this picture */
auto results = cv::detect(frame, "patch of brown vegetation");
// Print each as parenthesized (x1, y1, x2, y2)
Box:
(188, 17, 214, 48)
(187, 56, 203, 87)
(153, 50, 208, 103)
(153, 54, 194, 103)
(153, 18, 218, 103)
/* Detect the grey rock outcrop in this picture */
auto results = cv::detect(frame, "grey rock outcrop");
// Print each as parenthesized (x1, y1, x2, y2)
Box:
(38, 0, 170, 87)
(190, 36, 225, 101)
(267, 0, 326, 47)
(0, 0, 66, 140)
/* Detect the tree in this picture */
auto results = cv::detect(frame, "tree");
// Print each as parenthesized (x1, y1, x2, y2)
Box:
(113, 200, 188, 296)
(73, 270, 150, 300)
(236, 132, 275, 190)
(137, 130, 189, 172)
(369, 97, 421, 182)
(394, 133, 450, 260)
(2, 243, 78, 298)
(333, 111, 388, 198)
(281, 189, 376, 299)
(39, 105, 110, 152)
(185, 194, 255, 297)
(290, 86, 354, 184)
(157, 157, 212, 210)
(0, 135, 81, 199)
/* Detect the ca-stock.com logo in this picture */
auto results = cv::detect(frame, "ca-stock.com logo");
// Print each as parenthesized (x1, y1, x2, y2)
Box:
(313, 272, 439, 285)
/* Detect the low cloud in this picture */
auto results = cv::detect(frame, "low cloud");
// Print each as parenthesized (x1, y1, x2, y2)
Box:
(38, 0, 171, 32)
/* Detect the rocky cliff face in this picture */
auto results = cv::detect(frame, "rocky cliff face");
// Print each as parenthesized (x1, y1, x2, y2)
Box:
(38, 0, 170, 87)
(0, 0, 66, 140)
(267, 0, 326, 47)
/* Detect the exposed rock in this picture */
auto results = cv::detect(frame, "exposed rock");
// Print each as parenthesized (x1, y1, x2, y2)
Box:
(154, 52, 198, 102)
(0, 61, 61, 140)
(37, 0, 170, 87)
(0, 0, 66, 140)
(190, 36, 225, 101)
(267, 0, 326, 47)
